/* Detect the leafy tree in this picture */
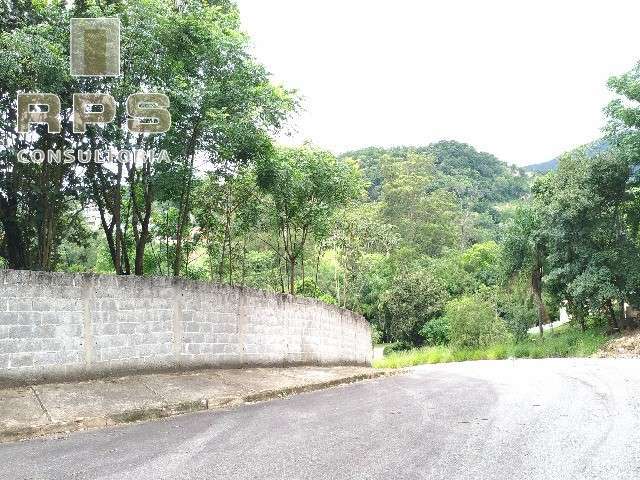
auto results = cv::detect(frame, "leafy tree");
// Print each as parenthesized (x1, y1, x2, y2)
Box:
(256, 146, 363, 294)
(379, 153, 461, 255)
(294, 279, 337, 305)
(0, 0, 295, 275)
(379, 270, 449, 345)
(502, 204, 550, 335)
(193, 165, 259, 284)
(419, 316, 450, 346)
(496, 276, 537, 341)
(348, 252, 394, 332)
(155, 1, 295, 276)
(606, 62, 640, 166)
(535, 149, 640, 332)
(461, 241, 502, 286)
(422, 253, 476, 297)
(444, 295, 509, 349)
(0, 1, 80, 270)
(330, 202, 398, 309)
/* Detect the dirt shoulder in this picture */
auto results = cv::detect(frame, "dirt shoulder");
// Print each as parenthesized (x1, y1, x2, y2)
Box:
(596, 329, 640, 358)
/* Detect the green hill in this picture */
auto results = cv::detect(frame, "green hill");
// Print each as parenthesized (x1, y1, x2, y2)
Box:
(341, 140, 529, 208)
(524, 139, 609, 173)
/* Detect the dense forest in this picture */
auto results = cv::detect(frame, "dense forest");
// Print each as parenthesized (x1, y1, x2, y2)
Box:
(3, 0, 640, 354)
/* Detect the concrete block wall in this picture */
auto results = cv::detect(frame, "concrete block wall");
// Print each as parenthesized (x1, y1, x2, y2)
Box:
(0, 270, 372, 385)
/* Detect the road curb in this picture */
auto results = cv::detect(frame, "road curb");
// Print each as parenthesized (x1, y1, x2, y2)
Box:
(0, 369, 401, 444)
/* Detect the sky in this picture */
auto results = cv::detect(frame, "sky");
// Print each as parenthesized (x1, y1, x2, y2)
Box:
(235, 0, 640, 167)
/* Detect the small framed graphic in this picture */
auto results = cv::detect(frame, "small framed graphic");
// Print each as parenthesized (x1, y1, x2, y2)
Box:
(70, 18, 120, 77)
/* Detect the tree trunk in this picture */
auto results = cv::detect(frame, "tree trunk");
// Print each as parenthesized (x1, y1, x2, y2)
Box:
(240, 236, 247, 287)
(574, 306, 586, 332)
(278, 255, 285, 293)
(289, 256, 296, 294)
(133, 227, 148, 276)
(343, 267, 349, 309)
(126, 148, 153, 276)
(531, 254, 549, 337)
(35, 161, 64, 271)
(0, 173, 30, 269)
(605, 299, 620, 334)
(89, 161, 128, 275)
(173, 122, 200, 277)
(218, 243, 226, 283)
(275, 237, 285, 293)
(226, 207, 233, 284)
(315, 247, 322, 284)
(0, 209, 28, 269)
(206, 238, 216, 282)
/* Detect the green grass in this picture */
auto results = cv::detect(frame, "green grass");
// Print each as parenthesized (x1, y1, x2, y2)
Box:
(373, 325, 608, 369)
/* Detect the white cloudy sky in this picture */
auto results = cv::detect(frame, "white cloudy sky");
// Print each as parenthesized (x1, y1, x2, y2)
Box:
(235, 0, 640, 166)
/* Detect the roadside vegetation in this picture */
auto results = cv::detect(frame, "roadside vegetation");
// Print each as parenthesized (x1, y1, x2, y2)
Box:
(374, 324, 608, 369)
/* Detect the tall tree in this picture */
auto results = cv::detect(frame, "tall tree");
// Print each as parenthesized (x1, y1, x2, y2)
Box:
(502, 204, 550, 336)
(535, 149, 640, 332)
(0, 1, 80, 270)
(192, 164, 259, 284)
(379, 152, 461, 256)
(256, 146, 363, 294)
(0, 0, 295, 275)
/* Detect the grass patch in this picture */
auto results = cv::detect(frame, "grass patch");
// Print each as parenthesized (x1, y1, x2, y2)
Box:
(373, 325, 607, 369)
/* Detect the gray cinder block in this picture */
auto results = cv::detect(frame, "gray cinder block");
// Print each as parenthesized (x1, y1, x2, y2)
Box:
(0, 270, 372, 384)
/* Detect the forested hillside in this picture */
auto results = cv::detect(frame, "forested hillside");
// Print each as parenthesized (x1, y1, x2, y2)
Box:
(336, 141, 532, 344)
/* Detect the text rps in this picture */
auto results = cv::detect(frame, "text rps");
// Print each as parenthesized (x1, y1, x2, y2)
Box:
(17, 93, 171, 134)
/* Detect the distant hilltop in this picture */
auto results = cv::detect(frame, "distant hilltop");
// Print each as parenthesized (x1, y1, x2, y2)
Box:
(524, 138, 609, 173)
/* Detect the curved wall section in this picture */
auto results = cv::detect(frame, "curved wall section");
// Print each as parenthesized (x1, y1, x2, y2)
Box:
(0, 270, 372, 385)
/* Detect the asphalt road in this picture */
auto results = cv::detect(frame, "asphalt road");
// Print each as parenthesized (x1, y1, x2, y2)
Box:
(3, 358, 640, 480)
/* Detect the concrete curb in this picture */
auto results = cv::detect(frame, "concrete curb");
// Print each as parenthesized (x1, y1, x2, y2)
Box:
(0, 369, 401, 444)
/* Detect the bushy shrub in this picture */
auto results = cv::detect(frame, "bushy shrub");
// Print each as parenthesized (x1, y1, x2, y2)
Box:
(444, 295, 510, 348)
(419, 316, 451, 346)
(424, 254, 476, 296)
(460, 241, 502, 286)
(295, 280, 337, 305)
(372, 325, 608, 369)
(499, 299, 537, 341)
(495, 277, 537, 341)
(380, 270, 449, 345)
(586, 312, 608, 330)
(383, 341, 413, 355)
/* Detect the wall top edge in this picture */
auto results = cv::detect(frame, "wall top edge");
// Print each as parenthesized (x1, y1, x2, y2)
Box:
(0, 269, 369, 326)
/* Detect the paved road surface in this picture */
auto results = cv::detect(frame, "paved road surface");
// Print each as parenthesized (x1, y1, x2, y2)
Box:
(3, 358, 640, 480)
